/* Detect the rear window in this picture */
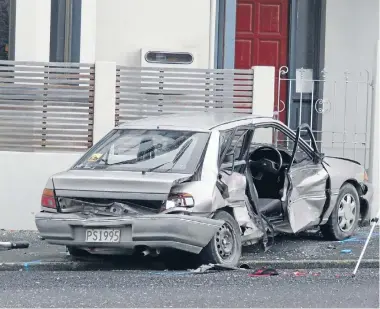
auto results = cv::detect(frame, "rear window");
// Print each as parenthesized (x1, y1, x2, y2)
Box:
(73, 129, 210, 174)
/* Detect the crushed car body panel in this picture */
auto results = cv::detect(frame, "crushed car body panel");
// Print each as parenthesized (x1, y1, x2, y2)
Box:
(286, 164, 329, 233)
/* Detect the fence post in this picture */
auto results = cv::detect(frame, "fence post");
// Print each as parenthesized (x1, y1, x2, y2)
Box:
(93, 61, 117, 144)
(252, 66, 275, 117)
(368, 41, 380, 221)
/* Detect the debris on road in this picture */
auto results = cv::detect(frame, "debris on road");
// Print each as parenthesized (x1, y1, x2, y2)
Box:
(340, 249, 352, 254)
(248, 268, 279, 277)
(190, 263, 250, 273)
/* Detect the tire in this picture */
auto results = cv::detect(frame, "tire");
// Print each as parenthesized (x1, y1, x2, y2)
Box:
(66, 246, 90, 259)
(199, 210, 242, 267)
(321, 183, 360, 241)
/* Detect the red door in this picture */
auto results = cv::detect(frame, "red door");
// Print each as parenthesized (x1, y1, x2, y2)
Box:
(235, 0, 289, 123)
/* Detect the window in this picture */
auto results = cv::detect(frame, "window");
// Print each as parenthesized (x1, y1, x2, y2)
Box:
(252, 126, 311, 163)
(49, 0, 81, 62)
(0, 0, 15, 60)
(73, 129, 210, 174)
(222, 126, 250, 163)
(218, 129, 233, 159)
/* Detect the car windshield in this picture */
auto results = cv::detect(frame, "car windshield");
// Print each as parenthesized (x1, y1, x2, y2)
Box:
(73, 129, 210, 174)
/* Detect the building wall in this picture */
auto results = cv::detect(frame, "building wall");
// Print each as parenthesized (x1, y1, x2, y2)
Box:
(0, 152, 82, 230)
(83, 0, 214, 68)
(321, 0, 379, 167)
(14, 0, 51, 61)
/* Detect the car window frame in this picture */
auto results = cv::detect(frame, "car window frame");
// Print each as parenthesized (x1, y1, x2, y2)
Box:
(218, 125, 251, 171)
(250, 122, 315, 164)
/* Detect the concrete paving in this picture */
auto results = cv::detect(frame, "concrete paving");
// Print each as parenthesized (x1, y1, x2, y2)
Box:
(0, 226, 378, 271)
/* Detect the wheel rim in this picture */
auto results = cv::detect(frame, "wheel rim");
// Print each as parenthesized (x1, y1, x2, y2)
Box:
(215, 222, 236, 262)
(337, 193, 357, 232)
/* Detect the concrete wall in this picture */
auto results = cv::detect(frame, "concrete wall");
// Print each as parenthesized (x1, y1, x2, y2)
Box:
(321, 0, 379, 168)
(14, 0, 51, 61)
(90, 0, 214, 67)
(0, 152, 82, 230)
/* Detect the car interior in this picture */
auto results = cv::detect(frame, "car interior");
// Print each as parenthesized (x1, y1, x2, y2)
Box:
(247, 145, 293, 219)
(221, 125, 309, 222)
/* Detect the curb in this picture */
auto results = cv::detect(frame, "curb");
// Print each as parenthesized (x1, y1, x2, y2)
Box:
(0, 259, 378, 271)
(241, 259, 379, 269)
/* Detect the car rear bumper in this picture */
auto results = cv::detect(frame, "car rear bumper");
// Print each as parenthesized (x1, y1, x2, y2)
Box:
(35, 212, 223, 254)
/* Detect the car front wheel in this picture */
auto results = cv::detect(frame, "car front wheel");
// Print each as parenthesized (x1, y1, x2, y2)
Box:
(199, 210, 242, 267)
(321, 183, 360, 241)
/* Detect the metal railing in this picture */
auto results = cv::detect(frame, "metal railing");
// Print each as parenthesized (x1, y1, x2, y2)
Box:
(276, 66, 373, 168)
(0, 60, 95, 152)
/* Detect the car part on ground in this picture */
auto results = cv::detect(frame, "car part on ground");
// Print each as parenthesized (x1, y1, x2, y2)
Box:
(0, 241, 29, 250)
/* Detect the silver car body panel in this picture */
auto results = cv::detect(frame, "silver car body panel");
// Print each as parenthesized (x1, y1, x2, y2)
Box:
(52, 169, 192, 200)
(286, 162, 329, 233)
(319, 156, 372, 224)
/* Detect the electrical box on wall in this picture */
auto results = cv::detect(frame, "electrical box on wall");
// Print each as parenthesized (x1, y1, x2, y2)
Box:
(140, 48, 198, 68)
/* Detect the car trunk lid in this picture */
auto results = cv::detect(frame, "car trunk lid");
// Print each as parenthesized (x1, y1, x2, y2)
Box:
(52, 169, 193, 200)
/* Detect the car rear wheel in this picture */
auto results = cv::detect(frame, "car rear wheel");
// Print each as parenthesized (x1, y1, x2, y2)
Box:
(321, 183, 360, 241)
(199, 210, 242, 267)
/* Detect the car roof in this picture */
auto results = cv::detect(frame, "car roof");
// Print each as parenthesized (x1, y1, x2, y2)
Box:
(117, 112, 273, 131)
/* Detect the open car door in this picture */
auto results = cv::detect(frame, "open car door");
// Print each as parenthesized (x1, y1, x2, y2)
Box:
(284, 124, 329, 233)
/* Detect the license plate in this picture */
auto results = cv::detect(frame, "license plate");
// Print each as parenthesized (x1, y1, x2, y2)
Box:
(85, 229, 121, 243)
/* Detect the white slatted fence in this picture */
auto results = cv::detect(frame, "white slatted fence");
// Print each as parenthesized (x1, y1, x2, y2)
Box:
(115, 66, 254, 125)
(0, 60, 95, 152)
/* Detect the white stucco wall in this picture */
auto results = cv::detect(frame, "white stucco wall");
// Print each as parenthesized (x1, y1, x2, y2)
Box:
(91, 0, 213, 68)
(322, 0, 379, 168)
(14, 0, 51, 61)
(0, 152, 82, 230)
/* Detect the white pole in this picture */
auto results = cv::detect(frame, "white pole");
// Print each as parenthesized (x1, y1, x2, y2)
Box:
(368, 40, 380, 221)
(352, 209, 380, 277)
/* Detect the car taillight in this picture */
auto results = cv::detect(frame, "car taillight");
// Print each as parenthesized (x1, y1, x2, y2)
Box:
(41, 188, 57, 209)
(164, 193, 195, 210)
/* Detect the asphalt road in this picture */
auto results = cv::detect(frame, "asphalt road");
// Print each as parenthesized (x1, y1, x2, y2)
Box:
(0, 268, 378, 308)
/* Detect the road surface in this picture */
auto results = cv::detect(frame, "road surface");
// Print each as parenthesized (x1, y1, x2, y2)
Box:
(0, 268, 378, 308)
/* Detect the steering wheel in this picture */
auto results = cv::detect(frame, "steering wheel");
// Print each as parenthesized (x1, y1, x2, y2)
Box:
(249, 146, 283, 175)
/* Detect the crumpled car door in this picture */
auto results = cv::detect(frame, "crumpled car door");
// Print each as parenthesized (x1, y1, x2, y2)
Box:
(285, 124, 329, 233)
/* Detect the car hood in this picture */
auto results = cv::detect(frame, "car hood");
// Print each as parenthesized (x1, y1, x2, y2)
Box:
(51, 169, 193, 200)
(322, 156, 366, 190)
(324, 155, 361, 166)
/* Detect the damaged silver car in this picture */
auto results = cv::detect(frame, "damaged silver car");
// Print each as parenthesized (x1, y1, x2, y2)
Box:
(35, 112, 373, 267)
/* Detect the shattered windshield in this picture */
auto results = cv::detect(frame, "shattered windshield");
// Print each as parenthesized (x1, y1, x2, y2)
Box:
(73, 129, 210, 174)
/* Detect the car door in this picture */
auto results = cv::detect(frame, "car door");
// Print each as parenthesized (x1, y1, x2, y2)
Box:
(285, 124, 329, 233)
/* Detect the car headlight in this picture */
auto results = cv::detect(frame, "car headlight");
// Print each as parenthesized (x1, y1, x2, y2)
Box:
(165, 193, 195, 210)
